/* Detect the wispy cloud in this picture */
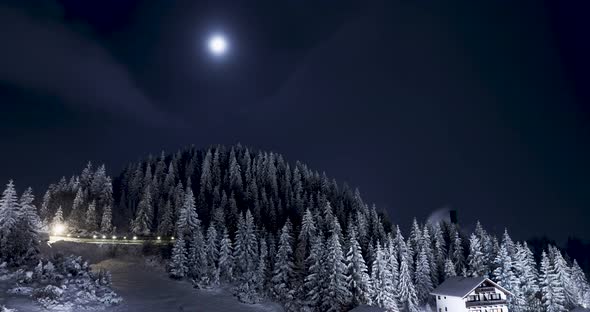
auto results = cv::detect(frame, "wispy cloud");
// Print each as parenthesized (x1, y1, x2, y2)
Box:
(0, 4, 183, 128)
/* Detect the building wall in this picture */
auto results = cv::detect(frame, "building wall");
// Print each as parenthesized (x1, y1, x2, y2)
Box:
(434, 295, 467, 312)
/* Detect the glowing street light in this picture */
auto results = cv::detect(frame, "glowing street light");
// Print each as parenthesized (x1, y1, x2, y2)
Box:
(171, 236, 175, 240)
(112, 236, 117, 239)
(102, 235, 106, 239)
(93, 235, 97, 239)
(52, 223, 66, 236)
(157, 236, 161, 240)
(123, 236, 127, 240)
(133, 236, 138, 240)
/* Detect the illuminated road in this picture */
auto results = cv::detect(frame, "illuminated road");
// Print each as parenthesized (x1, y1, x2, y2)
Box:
(49, 235, 174, 245)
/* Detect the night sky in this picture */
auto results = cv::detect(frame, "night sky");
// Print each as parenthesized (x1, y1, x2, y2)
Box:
(1, 0, 589, 243)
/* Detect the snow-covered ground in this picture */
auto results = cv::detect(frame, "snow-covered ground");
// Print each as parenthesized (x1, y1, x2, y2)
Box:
(93, 258, 283, 312)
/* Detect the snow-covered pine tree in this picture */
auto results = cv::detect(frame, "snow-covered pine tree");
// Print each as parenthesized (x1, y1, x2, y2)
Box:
(514, 242, 541, 309)
(541, 250, 567, 312)
(420, 225, 438, 287)
(100, 204, 113, 234)
(40, 189, 51, 229)
(398, 244, 420, 312)
(550, 246, 576, 309)
(502, 229, 516, 258)
(408, 218, 421, 260)
(467, 233, 486, 277)
(234, 210, 258, 278)
(157, 200, 174, 236)
(205, 223, 219, 286)
(414, 244, 434, 304)
(218, 227, 234, 283)
(385, 234, 400, 291)
(451, 226, 465, 274)
(68, 187, 85, 230)
(0, 181, 19, 237)
(9, 186, 40, 263)
(371, 243, 399, 312)
(345, 228, 372, 307)
(257, 238, 269, 295)
(321, 223, 351, 312)
(443, 257, 457, 278)
(85, 200, 98, 232)
(431, 222, 447, 283)
(51, 206, 64, 231)
(492, 244, 518, 290)
(296, 208, 317, 274)
(132, 185, 153, 235)
(570, 260, 590, 308)
(169, 233, 188, 279)
(91, 164, 107, 196)
(272, 220, 295, 305)
(303, 236, 324, 311)
(234, 210, 260, 304)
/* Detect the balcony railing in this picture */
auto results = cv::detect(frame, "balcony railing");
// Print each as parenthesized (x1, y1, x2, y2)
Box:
(475, 287, 497, 293)
(465, 299, 507, 308)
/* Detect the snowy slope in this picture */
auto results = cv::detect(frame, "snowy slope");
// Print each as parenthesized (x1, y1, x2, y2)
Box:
(93, 259, 283, 312)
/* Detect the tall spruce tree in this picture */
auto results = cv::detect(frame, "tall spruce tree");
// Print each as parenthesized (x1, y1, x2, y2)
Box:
(322, 224, 351, 312)
(371, 243, 399, 312)
(345, 228, 372, 306)
(272, 220, 295, 305)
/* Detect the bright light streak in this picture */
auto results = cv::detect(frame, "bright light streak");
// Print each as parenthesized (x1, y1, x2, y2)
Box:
(52, 223, 66, 236)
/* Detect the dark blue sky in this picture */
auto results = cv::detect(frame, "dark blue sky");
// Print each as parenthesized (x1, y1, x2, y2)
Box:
(0, 0, 589, 242)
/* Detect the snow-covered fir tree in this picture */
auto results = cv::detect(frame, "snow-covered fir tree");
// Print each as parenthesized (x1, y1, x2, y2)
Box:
(467, 233, 486, 277)
(443, 257, 457, 279)
(85, 200, 98, 232)
(371, 243, 399, 312)
(550, 246, 576, 309)
(51, 205, 64, 230)
(100, 204, 113, 234)
(272, 220, 295, 306)
(132, 185, 153, 235)
(398, 242, 420, 312)
(0, 181, 42, 265)
(205, 223, 220, 286)
(541, 250, 568, 312)
(414, 244, 434, 303)
(322, 222, 351, 312)
(345, 228, 372, 306)
(303, 236, 324, 311)
(218, 227, 234, 283)
(169, 234, 188, 279)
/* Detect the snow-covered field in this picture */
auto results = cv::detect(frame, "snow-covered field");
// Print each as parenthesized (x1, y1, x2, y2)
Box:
(93, 258, 283, 312)
(1, 241, 283, 312)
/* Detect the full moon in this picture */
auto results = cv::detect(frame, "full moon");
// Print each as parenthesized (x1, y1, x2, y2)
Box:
(208, 34, 228, 56)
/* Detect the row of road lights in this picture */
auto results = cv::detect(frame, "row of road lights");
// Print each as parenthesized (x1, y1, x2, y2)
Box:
(64, 233, 175, 241)
(54, 223, 176, 241)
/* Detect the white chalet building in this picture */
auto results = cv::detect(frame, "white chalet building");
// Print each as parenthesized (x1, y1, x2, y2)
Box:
(431, 277, 513, 312)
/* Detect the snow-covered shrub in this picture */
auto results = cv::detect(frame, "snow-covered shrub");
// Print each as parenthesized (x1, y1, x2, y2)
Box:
(7, 286, 34, 295)
(32, 285, 64, 301)
(0, 305, 17, 312)
(95, 268, 112, 287)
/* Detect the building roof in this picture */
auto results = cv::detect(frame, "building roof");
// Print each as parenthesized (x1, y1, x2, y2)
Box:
(430, 277, 513, 298)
